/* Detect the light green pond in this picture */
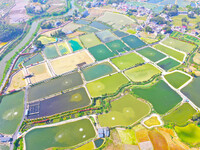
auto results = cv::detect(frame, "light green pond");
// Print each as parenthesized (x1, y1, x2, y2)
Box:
(0, 91, 24, 134)
(25, 119, 96, 150)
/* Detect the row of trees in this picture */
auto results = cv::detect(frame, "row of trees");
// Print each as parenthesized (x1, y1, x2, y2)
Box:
(0, 21, 23, 42)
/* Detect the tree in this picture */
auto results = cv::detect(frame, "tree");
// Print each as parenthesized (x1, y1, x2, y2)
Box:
(181, 17, 188, 23)
(145, 26, 153, 33)
(188, 11, 195, 18)
(34, 40, 44, 49)
(86, 2, 91, 8)
(51, 30, 66, 38)
(163, 26, 172, 33)
(0, 22, 23, 42)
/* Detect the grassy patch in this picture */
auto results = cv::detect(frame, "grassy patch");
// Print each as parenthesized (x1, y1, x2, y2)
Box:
(164, 71, 191, 89)
(111, 53, 144, 70)
(38, 36, 56, 45)
(117, 129, 137, 145)
(175, 124, 200, 146)
(86, 73, 129, 97)
(163, 103, 196, 126)
(98, 94, 150, 127)
(96, 30, 118, 43)
(132, 80, 182, 114)
(75, 142, 94, 150)
(144, 116, 161, 127)
(125, 64, 161, 82)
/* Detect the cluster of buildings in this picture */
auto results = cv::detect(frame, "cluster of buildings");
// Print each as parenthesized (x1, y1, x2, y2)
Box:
(112, 2, 152, 16)
(0, 134, 12, 143)
(98, 127, 110, 138)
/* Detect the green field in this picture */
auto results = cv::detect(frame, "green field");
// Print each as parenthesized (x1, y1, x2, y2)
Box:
(122, 35, 146, 49)
(0, 91, 24, 134)
(86, 73, 129, 97)
(111, 53, 144, 70)
(57, 42, 71, 55)
(175, 124, 200, 146)
(23, 54, 44, 67)
(68, 38, 83, 52)
(28, 72, 83, 102)
(162, 38, 195, 53)
(132, 80, 182, 114)
(96, 30, 118, 43)
(125, 64, 161, 82)
(164, 71, 191, 89)
(79, 33, 101, 48)
(44, 45, 59, 59)
(181, 77, 200, 107)
(106, 40, 127, 53)
(88, 44, 115, 61)
(82, 62, 117, 81)
(38, 36, 56, 45)
(163, 103, 196, 126)
(154, 44, 185, 62)
(98, 94, 150, 127)
(157, 58, 180, 71)
(25, 119, 96, 150)
(137, 47, 166, 62)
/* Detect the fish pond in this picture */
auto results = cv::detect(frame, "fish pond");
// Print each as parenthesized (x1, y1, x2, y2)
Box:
(181, 77, 200, 107)
(82, 62, 117, 81)
(25, 119, 96, 150)
(28, 88, 91, 119)
(0, 91, 24, 134)
(28, 72, 83, 102)
(132, 80, 182, 114)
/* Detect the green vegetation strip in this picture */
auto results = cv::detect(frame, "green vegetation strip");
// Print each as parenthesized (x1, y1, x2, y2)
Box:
(175, 124, 200, 146)
(154, 44, 185, 62)
(98, 94, 150, 127)
(157, 58, 180, 71)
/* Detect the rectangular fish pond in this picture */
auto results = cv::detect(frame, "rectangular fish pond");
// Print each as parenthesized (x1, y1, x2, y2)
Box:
(82, 62, 117, 81)
(28, 72, 83, 102)
(27, 87, 91, 119)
